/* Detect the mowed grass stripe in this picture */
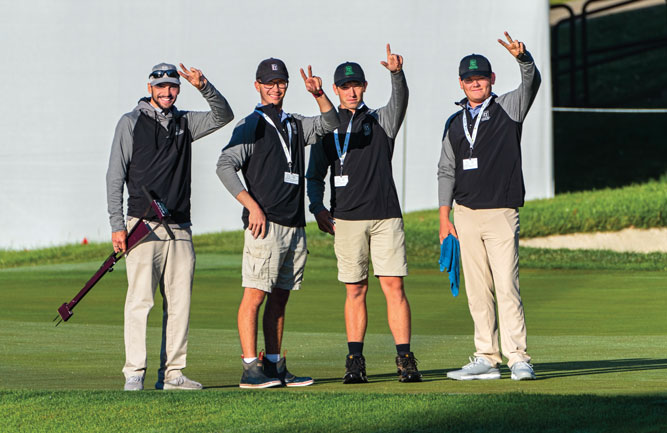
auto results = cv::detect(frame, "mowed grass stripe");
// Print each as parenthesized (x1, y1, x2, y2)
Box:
(1, 320, 666, 394)
(2, 390, 666, 433)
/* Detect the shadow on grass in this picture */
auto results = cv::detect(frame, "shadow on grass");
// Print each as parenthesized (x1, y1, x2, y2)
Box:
(313, 358, 667, 385)
(532, 358, 667, 379)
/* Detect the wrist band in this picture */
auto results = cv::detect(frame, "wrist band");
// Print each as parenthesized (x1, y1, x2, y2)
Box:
(312, 89, 324, 98)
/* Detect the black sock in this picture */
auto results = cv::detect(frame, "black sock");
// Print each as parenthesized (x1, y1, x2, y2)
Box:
(396, 344, 411, 356)
(348, 342, 364, 356)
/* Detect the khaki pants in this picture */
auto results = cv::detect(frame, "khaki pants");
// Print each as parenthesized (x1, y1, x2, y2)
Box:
(122, 218, 195, 382)
(454, 205, 530, 367)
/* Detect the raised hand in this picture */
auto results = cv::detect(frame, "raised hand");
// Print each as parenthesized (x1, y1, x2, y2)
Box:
(300, 65, 323, 95)
(497, 31, 526, 58)
(178, 63, 207, 90)
(380, 43, 403, 72)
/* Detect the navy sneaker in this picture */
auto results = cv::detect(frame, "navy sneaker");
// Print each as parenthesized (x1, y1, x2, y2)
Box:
(263, 357, 314, 387)
(343, 354, 368, 384)
(239, 356, 281, 389)
(396, 352, 423, 383)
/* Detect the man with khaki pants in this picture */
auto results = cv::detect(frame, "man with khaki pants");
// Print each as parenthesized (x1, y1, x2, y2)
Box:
(438, 32, 541, 380)
(107, 62, 233, 390)
(307, 45, 422, 383)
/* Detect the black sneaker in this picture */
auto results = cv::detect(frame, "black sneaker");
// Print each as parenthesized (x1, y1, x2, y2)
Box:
(343, 354, 369, 384)
(396, 352, 423, 383)
(263, 357, 314, 387)
(239, 356, 282, 389)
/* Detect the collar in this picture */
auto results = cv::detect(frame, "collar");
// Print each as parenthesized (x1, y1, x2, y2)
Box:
(256, 103, 289, 122)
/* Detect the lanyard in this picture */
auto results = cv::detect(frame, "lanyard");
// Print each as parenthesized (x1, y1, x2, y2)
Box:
(462, 96, 491, 158)
(333, 103, 364, 174)
(255, 109, 293, 173)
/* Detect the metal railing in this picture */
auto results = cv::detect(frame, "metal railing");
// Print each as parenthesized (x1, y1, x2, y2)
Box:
(551, 0, 667, 106)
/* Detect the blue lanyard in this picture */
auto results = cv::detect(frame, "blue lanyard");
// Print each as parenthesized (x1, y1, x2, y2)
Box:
(333, 103, 364, 174)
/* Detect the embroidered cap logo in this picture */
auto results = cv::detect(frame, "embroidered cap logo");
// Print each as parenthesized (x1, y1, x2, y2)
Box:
(469, 59, 478, 70)
(271, 64, 278, 71)
(345, 65, 354, 76)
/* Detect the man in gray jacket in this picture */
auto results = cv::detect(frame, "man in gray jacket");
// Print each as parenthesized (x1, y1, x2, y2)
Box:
(307, 45, 422, 384)
(107, 62, 233, 391)
(438, 32, 541, 381)
(217, 59, 337, 389)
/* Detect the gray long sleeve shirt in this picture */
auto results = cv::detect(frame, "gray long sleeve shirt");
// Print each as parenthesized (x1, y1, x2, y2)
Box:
(106, 81, 234, 232)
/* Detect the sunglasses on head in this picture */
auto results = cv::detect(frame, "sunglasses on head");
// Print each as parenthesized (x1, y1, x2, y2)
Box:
(149, 69, 179, 79)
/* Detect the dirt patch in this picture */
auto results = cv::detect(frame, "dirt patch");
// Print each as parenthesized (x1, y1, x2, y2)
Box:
(520, 227, 667, 253)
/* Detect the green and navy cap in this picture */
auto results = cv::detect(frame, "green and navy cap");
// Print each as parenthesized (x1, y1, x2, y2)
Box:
(334, 62, 365, 86)
(459, 54, 492, 79)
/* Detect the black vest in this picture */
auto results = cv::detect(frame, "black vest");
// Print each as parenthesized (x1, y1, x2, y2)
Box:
(241, 106, 306, 228)
(127, 110, 193, 223)
(447, 97, 525, 209)
(321, 105, 402, 220)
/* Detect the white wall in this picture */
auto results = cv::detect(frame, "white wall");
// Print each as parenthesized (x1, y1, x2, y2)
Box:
(0, 0, 552, 249)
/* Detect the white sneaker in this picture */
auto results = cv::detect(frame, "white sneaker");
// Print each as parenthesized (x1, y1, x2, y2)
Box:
(124, 375, 144, 391)
(160, 375, 203, 390)
(510, 361, 536, 380)
(446, 356, 501, 380)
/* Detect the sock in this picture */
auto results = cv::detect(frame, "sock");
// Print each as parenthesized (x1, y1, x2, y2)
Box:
(266, 353, 281, 363)
(243, 357, 257, 364)
(348, 342, 364, 356)
(396, 344, 411, 356)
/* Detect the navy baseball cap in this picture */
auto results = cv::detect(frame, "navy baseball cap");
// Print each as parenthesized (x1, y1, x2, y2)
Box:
(334, 62, 365, 86)
(459, 54, 492, 79)
(149, 63, 181, 86)
(256, 58, 289, 83)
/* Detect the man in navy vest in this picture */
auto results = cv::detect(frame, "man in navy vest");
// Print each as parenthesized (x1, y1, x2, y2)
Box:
(438, 32, 541, 381)
(107, 62, 234, 390)
(307, 45, 422, 384)
(217, 59, 338, 388)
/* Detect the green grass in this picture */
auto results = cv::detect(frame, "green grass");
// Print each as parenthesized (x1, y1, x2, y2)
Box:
(2, 180, 665, 270)
(1, 251, 666, 431)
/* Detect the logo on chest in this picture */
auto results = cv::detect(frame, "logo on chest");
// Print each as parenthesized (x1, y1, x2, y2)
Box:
(480, 111, 491, 122)
(363, 123, 371, 136)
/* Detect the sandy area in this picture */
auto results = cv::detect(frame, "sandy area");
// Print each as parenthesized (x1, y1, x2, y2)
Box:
(520, 227, 667, 253)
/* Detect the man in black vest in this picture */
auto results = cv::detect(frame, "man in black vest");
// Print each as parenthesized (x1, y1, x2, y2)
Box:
(438, 32, 541, 381)
(307, 45, 422, 384)
(107, 62, 233, 391)
(217, 58, 338, 388)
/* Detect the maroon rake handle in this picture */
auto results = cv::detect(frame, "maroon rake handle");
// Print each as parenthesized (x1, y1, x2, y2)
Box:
(54, 188, 174, 326)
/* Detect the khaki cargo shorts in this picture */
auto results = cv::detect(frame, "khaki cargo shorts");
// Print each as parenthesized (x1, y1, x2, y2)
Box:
(334, 217, 408, 283)
(242, 221, 307, 292)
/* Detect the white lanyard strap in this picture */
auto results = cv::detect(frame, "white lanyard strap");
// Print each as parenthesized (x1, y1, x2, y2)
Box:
(462, 96, 492, 157)
(255, 109, 293, 172)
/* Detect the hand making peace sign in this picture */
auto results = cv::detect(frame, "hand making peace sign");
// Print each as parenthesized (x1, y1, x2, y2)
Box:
(178, 63, 207, 90)
(497, 31, 526, 58)
(300, 65, 323, 95)
(380, 43, 403, 73)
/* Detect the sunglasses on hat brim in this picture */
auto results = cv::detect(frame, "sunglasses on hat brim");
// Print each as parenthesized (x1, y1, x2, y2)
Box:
(149, 70, 179, 79)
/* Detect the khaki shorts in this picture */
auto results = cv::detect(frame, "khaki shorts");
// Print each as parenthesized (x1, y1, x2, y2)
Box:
(334, 218, 408, 283)
(242, 221, 307, 292)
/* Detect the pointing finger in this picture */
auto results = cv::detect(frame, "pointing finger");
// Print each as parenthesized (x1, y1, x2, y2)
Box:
(498, 38, 509, 48)
(179, 63, 189, 73)
(300, 68, 308, 81)
(504, 31, 513, 43)
(386, 43, 392, 57)
(308, 65, 313, 78)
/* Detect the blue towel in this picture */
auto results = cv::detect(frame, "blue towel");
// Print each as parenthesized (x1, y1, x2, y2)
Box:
(439, 234, 460, 297)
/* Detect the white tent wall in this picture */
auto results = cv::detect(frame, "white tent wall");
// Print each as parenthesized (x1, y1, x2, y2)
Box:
(0, 0, 552, 249)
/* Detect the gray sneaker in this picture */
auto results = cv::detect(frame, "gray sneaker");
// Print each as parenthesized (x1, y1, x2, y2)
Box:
(124, 375, 144, 391)
(158, 375, 203, 390)
(510, 361, 536, 380)
(446, 356, 501, 380)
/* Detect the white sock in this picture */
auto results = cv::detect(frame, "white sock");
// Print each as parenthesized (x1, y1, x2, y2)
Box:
(243, 357, 257, 364)
(266, 354, 281, 363)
